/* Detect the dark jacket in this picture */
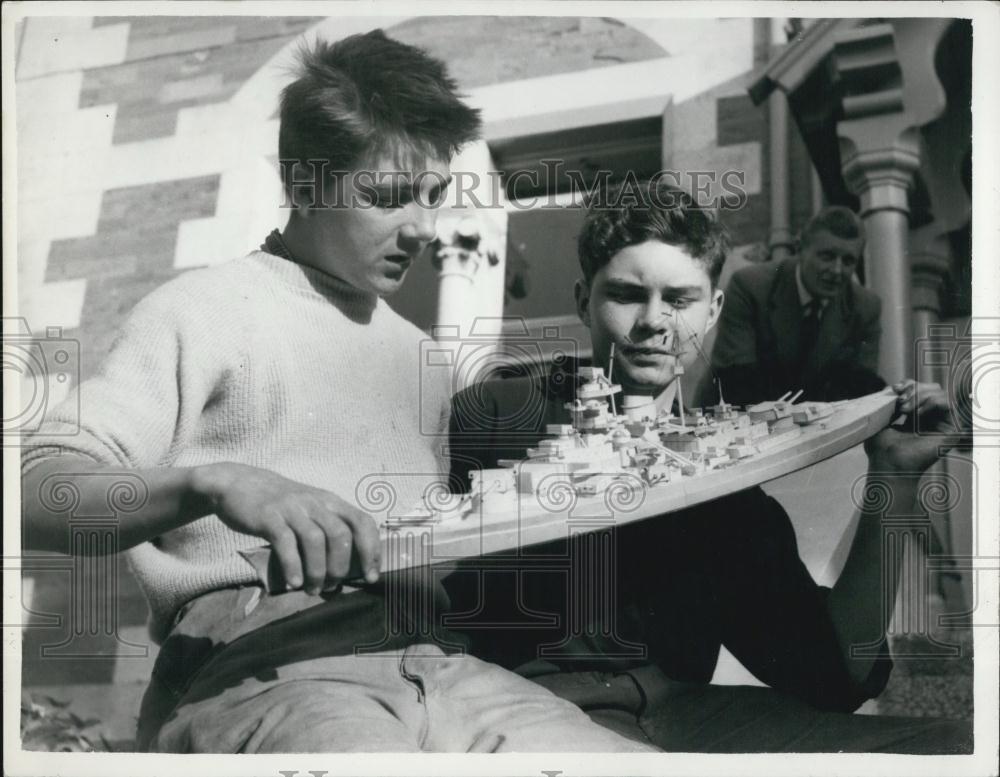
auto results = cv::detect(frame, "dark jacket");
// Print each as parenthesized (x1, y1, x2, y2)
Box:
(711, 258, 884, 405)
(445, 361, 891, 713)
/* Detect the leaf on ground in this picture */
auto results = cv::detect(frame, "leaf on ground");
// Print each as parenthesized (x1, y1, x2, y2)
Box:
(35, 694, 70, 708)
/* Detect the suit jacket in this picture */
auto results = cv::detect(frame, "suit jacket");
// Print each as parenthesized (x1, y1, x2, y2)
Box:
(711, 258, 884, 405)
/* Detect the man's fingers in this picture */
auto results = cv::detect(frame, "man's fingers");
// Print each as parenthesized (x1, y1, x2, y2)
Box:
(893, 379, 919, 415)
(270, 526, 304, 592)
(311, 496, 379, 584)
(300, 498, 340, 586)
(288, 511, 327, 594)
(319, 517, 353, 583)
(338, 505, 382, 583)
(909, 382, 956, 433)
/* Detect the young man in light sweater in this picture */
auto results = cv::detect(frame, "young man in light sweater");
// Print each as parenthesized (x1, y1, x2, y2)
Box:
(20, 31, 655, 753)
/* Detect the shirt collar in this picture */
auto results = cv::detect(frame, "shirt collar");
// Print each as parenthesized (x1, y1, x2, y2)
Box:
(795, 262, 828, 312)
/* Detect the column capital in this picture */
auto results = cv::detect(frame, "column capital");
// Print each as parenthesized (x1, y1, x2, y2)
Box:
(432, 215, 491, 282)
(433, 248, 483, 283)
(839, 135, 921, 215)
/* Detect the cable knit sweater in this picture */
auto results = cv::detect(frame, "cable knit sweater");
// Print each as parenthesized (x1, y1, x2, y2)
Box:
(22, 250, 452, 642)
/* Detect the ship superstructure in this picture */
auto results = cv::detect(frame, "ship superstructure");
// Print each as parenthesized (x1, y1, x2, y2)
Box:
(378, 379, 899, 572)
(455, 363, 847, 519)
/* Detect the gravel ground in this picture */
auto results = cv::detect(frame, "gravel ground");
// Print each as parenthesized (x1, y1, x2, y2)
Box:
(877, 630, 975, 721)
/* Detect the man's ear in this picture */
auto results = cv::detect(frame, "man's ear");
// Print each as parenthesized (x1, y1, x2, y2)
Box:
(574, 278, 592, 328)
(704, 288, 725, 334)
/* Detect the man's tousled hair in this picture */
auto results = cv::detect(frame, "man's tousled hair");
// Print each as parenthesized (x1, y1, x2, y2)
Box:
(279, 30, 481, 197)
(577, 180, 729, 288)
(800, 205, 864, 246)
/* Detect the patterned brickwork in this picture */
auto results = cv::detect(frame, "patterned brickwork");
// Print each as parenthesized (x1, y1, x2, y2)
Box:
(46, 175, 220, 379)
(25, 15, 668, 386)
(81, 17, 321, 143)
(82, 16, 662, 144)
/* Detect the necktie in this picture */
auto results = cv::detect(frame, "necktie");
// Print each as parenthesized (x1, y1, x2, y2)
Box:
(797, 300, 823, 370)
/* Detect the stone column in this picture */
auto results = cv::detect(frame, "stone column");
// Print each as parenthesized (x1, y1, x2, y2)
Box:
(433, 218, 485, 332)
(767, 19, 795, 263)
(847, 149, 919, 384)
(840, 140, 921, 384)
(834, 24, 922, 384)
(768, 87, 795, 263)
(909, 229, 953, 384)
(431, 140, 508, 390)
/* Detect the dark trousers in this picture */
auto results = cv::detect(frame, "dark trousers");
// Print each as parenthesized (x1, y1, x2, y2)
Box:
(530, 668, 973, 754)
(441, 523, 973, 756)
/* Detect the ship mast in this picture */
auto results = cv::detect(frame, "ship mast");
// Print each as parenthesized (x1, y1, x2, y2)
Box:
(607, 342, 617, 417)
(668, 336, 686, 430)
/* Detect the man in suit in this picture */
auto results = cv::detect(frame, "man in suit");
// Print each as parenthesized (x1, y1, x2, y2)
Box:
(711, 206, 884, 406)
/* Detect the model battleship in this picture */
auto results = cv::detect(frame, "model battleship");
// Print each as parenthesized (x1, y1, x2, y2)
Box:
(374, 359, 900, 573)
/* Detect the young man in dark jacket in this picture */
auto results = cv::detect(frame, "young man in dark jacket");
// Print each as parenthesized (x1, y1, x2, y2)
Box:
(445, 181, 971, 753)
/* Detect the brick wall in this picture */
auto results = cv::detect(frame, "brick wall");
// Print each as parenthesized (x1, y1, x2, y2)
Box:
(84, 17, 322, 143)
(16, 15, 666, 385)
(17, 16, 323, 384)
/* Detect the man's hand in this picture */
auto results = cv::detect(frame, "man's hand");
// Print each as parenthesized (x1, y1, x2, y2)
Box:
(832, 380, 963, 686)
(864, 380, 963, 474)
(191, 463, 381, 594)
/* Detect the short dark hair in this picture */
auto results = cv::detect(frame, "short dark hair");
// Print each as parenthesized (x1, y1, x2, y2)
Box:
(800, 205, 864, 246)
(577, 180, 729, 288)
(278, 30, 481, 199)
